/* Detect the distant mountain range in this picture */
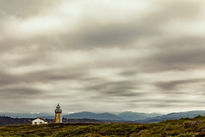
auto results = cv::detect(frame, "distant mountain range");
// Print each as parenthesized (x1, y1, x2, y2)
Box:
(0, 112, 54, 119)
(138, 110, 205, 123)
(118, 112, 161, 121)
(64, 112, 123, 121)
(1, 110, 205, 124)
(63, 111, 161, 121)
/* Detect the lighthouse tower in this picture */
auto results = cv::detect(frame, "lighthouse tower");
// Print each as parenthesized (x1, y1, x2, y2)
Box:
(54, 104, 62, 123)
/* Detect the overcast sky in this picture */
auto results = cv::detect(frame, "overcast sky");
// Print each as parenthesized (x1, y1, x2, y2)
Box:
(1, 0, 205, 114)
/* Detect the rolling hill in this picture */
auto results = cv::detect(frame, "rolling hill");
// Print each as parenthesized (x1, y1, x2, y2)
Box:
(1, 116, 205, 136)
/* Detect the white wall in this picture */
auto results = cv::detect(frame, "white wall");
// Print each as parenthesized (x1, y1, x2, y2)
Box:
(32, 118, 48, 125)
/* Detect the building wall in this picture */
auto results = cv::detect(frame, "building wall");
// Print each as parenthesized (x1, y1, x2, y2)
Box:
(55, 113, 61, 123)
(32, 119, 48, 125)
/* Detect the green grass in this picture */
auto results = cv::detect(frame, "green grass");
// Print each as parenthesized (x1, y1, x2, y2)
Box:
(1, 116, 205, 137)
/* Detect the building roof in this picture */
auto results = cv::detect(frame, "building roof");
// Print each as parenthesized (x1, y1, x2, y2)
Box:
(32, 118, 48, 122)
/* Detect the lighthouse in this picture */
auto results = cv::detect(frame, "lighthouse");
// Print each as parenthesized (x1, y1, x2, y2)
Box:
(54, 104, 62, 123)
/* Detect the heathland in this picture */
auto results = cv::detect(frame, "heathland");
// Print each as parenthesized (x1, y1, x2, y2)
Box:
(1, 116, 205, 137)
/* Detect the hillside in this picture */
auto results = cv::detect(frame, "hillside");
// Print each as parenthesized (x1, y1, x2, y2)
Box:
(0, 117, 109, 126)
(1, 116, 205, 136)
(0, 117, 33, 126)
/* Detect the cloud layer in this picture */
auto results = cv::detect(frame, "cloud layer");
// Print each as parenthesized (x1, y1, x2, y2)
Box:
(1, 0, 205, 113)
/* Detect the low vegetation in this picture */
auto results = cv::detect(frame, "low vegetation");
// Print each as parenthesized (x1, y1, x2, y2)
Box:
(1, 116, 205, 137)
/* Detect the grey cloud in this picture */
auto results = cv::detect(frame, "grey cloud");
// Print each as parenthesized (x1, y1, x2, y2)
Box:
(140, 43, 205, 72)
(64, 22, 159, 49)
(0, 86, 43, 98)
(54, 2, 202, 51)
(0, 71, 22, 86)
(0, 0, 205, 113)
(159, 0, 202, 20)
(84, 80, 142, 97)
(119, 70, 138, 77)
(155, 79, 205, 91)
(0, 20, 156, 52)
(0, 0, 202, 53)
(25, 68, 86, 82)
(0, 0, 58, 17)
(0, 67, 87, 89)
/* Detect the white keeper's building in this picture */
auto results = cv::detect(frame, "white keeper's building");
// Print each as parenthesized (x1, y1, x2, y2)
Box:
(32, 118, 48, 125)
